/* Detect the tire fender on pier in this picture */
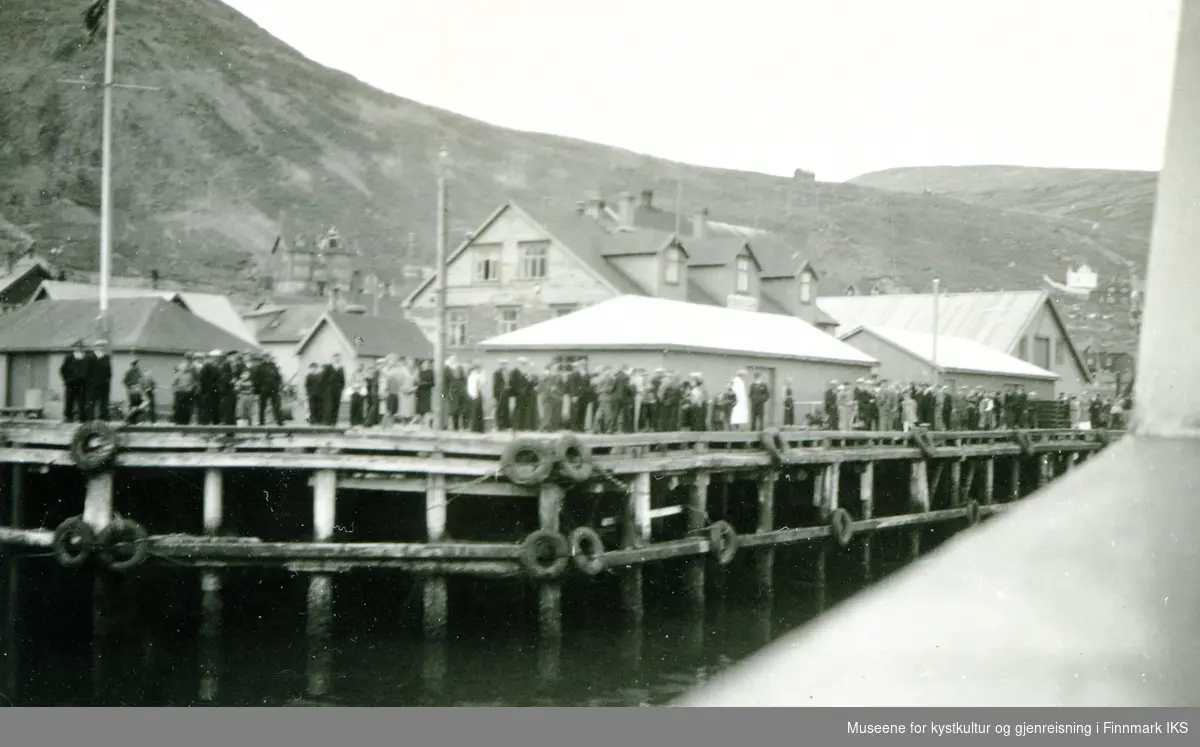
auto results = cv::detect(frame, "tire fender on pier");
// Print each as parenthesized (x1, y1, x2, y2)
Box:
(518, 529, 570, 580)
(708, 520, 739, 566)
(69, 421, 121, 473)
(964, 499, 982, 526)
(51, 516, 97, 569)
(829, 508, 855, 548)
(96, 518, 150, 573)
(568, 526, 606, 576)
(500, 437, 556, 486)
(553, 432, 594, 483)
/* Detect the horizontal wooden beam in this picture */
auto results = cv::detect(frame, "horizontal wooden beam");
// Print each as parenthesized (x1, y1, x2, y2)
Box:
(150, 537, 520, 560)
(331, 476, 537, 498)
(159, 558, 522, 576)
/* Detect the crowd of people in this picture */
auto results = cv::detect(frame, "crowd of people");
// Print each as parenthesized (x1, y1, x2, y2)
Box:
(58, 345, 1132, 432)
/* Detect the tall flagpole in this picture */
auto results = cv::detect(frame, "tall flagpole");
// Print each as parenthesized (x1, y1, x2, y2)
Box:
(674, 178, 683, 236)
(931, 278, 941, 385)
(432, 147, 449, 431)
(97, 0, 118, 339)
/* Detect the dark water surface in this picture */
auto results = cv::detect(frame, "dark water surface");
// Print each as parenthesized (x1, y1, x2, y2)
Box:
(0, 528, 954, 707)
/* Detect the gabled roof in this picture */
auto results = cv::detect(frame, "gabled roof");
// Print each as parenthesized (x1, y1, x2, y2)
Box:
(480, 295, 877, 367)
(249, 304, 328, 344)
(840, 325, 1058, 381)
(817, 289, 1091, 383)
(682, 236, 761, 270)
(0, 298, 257, 354)
(34, 281, 257, 343)
(599, 228, 679, 258)
(296, 311, 432, 360)
(0, 258, 55, 296)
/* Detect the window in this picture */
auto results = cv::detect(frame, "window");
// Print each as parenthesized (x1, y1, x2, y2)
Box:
(447, 310, 468, 347)
(552, 304, 577, 318)
(1033, 336, 1051, 370)
(1054, 338, 1065, 366)
(518, 241, 549, 279)
(498, 307, 520, 334)
(735, 256, 751, 293)
(664, 246, 683, 285)
(799, 271, 813, 303)
(473, 244, 501, 283)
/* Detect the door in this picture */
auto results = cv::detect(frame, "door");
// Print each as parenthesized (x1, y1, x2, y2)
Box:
(6, 353, 50, 408)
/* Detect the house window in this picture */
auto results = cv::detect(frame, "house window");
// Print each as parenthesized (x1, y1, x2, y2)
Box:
(735, 256, 751, 293)
(799, 272, 813, 303)
(518, 241, 549, 280)
(1033, 336, 1051, 370)
(552, 304, 576, 318)
(473, 244, 501, 283)
(1054, 339, 1065, 366)
(497, 307, 520, 334)
(664, 246, 682, 285)
(447, 310, 468, 347)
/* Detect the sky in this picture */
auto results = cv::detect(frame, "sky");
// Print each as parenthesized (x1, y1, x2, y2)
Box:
(224, 0, 1182, 181)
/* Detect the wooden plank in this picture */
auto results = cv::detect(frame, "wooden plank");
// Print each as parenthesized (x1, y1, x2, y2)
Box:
(756, 473, 777, 593)
(334, 476, 536, 497)
(983, 458, 995, 504)
(0, 527, 52, 547)
(149, 538, 520, 560)
(684, 471, 709, 608)
(538, 483, 565, 641)
(604, 537, 708, 567)
(859, 462, 875, 581)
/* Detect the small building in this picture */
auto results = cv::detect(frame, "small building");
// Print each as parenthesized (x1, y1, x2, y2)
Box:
(478, 295, 878, 426)
(0, 253, 57, 309)
(839, 325, 1058, 397)
(817, 290, 1092, 395)
(294, 310, 433, 378)
(0, 298, 258, 419)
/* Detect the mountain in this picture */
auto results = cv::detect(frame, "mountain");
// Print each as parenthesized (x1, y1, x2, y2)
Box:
(849, 165, 1159, 257)
(0, 0, 1146, 307)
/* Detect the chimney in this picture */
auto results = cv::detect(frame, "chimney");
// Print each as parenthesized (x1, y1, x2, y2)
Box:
(584, 191, 607, 221)
(616, 191, 636, 229)
(692, 208, 709, 239)
(344, 303, 368, 315)
(639, 189, 654, 209)
(150, 269, 160, 289)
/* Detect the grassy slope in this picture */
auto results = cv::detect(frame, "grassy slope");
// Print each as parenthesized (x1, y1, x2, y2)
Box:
(0, 0, 1143, 313)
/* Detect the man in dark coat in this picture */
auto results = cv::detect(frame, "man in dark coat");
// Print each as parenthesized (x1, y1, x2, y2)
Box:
(85, 341, 113, 421)
(217, 353, 238, 425)
(492, 360, 510, 430)
(59, 341, 90, 423)
(196, 351, 220, 425)
(749, 372, 771, 431)
(564, 361, 586, 432)
(304, 363, 322, 424)
(254, 354, 285, 426)
(509, 359, 531, 431)
(321, 354, 346, 426)
(444, 357, 465, 430)
(611, 364, 631, 433)
(824, 381, 839, 430)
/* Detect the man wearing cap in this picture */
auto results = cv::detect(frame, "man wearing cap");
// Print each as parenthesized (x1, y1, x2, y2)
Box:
(824, 380, 839, 430)
(59, 341, 90, 423)
(492, 359, 511, 431)
(320, 353, 347, 426)
(253, 353, 285, 426)
(748, 371, 771, 431)
(304, 362, 322, 424)
(85, 340, 112, 421)
(196, 351, 219, 425)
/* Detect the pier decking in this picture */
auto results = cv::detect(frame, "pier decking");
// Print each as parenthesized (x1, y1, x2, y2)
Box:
(0, 419, 1117, 698)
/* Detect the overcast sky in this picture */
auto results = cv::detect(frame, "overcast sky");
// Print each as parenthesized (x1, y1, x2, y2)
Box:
(224, 0, 1181, 181)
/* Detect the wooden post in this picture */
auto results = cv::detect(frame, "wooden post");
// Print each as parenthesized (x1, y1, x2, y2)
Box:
(1036, 454, 1049, 488)
(909, 460, 931, 560)
(684, 472, 710, 608)
(756, 472, 776, 595)
(424, 473, 449, 640)
(307, 469, 336, 697)
(1066, 451, 1078, 472)
(683, 611, 705, 661)
(620, 473, 651, 624)
(422, 639, 447, 699)
(200, 468, 223, 702)
(859, 462, 874, 581)
(4, 465, 24, 700)
(949, 454, 963, 507)
(82, 472, 115, 532)
(91, 572, 113, 703)
(983, 458, 995, 505)
(755, 588, 775, 647)
(537, 483, 563, 684)
(812, 468, 824, 511)
(813, 543, 827, 613)
(1010, 457, 1022, 501)
(826, 464, 840, 511)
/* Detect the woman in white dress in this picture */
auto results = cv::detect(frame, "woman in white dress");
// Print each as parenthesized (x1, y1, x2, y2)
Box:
(730, 370, 750, 430)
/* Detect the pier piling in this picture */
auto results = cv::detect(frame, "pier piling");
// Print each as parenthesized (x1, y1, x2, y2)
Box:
(307, 469, 337, 697)
(199, 468, 224, 702)
(423, 473, 449, 640)
(755, 472, 776, 595)
(684, 472, 709, 608)
(858, 462, 874, 581)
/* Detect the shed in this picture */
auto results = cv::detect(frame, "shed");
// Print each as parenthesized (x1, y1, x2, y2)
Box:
(294, 311, 433, 379)
(0, 298, 258, 418)
(479, 295, 878, 426)
(839, 325, 1059, 397)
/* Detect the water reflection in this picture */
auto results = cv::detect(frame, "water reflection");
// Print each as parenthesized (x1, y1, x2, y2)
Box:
(1, 531, 931, 706)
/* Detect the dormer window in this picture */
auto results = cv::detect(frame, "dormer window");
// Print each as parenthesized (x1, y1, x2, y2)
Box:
(664, 246, 683, 285)
(735, 256, 750, 293)
(799, 270, 813, 303)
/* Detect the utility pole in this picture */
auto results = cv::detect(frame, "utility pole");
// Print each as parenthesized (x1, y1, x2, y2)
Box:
(431, 147, 449, 431)
(931, 278, 941, 386)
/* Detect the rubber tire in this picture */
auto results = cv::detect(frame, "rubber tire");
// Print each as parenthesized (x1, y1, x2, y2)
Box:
(51, 516, 96, 569)
(708, 520, 739, 566)
(568, 526, 605, 576)
(69, 421, 120, 473)
(96, 518, 150, 573)
(965, 499, 982, 526)
(830, 508, 855, 547)
(500, 437, 556, 486)
(518, 529, 570, 580)
(554, 432, 594, 483)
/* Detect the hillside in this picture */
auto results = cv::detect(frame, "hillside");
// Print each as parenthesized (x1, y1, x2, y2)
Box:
(849, 165, 1158, 255)
(0, 0, 1146, 309)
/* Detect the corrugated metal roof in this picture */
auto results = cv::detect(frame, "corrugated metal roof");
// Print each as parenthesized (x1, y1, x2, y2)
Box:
(817, 291, 1048, 352)
(480, 295, 878, 366)
(0, 298, 257, 354)
(843, 326, 1058, 380)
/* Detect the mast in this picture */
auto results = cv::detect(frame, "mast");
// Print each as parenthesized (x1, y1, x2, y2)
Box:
(432, 147, 449, 431)
(931, 278, 941, 385)
(97, 0, 118, 338)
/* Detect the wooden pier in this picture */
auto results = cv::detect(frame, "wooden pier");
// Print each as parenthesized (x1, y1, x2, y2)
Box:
(0, 419, 1116, 699)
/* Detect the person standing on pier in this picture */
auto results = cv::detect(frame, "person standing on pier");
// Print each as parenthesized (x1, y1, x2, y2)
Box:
(493, 359, 511, 430)
(321, 354, 347, 426)
(612, 364, 631, 433)
(302, 362, 321, 424)
(171, 361, 196, 425)
(466, 361, 485, 432)
(348, 368, 366, 426)
(415, 360, 434, 427)
(59, 341, 90, 423)
(782, 379, 795, 426)
(824, 380, 839, 429)
(659, 371, 684, 432)
(749, 371, 770, 430)
(86, 340, 112, 421)
(689, 373, 710, 431)
(729, 370, 750, 431)
(639, 368, 660, 432)
(507, 358, 529, 430)
(122, 359, 147, 424)
(195, 352, 218, 425)
(254, 354, 284, 426)
(536, 363, 560, 432)
(901, 390, 918, 431)
(836, 382, 855, 432)
(714, 381, 735, 430)
(217, 353, 238, 426)
(364, 360, 382, 427)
